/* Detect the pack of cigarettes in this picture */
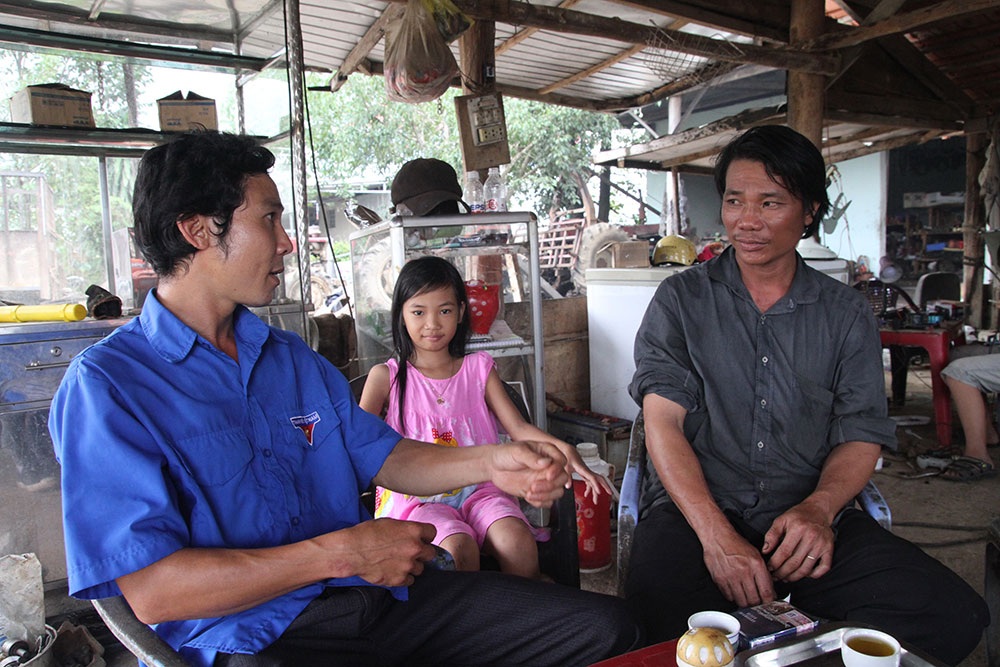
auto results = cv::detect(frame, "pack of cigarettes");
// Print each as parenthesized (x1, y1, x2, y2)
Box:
(733, 600, 819, 648)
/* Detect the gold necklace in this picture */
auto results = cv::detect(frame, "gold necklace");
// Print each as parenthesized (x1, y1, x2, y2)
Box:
(415, 359, 457, 405)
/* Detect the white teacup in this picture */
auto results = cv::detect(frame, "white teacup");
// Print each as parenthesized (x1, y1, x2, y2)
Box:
(687, 611, 741, 650)
(841, 628, 901, 667)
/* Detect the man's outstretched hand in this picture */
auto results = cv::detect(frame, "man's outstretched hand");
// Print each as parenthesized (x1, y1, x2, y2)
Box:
(489, 440, 569, 507)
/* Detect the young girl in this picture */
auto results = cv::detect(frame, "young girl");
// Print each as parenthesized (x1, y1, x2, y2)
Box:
(360, 255, 610, 578)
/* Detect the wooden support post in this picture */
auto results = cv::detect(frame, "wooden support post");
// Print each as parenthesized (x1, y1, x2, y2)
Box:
(459, 19, 496, 96)
(787, 0, 825, 150)
(964, 131, 988, 329)
(458, 18, 497, 183)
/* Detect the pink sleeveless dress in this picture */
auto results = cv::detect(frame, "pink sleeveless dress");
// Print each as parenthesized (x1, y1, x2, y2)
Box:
(374, 352, 544, 547)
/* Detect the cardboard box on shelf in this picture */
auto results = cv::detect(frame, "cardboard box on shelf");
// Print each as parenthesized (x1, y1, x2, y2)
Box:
(157, 90, 218, 131)
(903, 192, 927, 209)
(9, 83, 95, 127)
(595, 241, 650, 269)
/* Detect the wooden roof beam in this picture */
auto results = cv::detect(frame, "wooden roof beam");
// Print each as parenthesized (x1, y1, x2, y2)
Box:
(604, 0, 788, 43)
(357, 60, 607, 111)
(496, 83, 607, 112)
(592, 104, 786, 164)
(328, 3, 404, 92)
(829, 130, 945, 162)
(860, 0, 909, 25)
(384, 0, 839, 75)
(824, 108, 963, 131)
(538, 44, 646, 95)
(496, 0, 580, 56)
(876, 35, 977, 113)
(598, 61, 744, 111)
(535, 17, 697, 98)
(237, 0, 283, 42)
(806, 0, 1000, 50)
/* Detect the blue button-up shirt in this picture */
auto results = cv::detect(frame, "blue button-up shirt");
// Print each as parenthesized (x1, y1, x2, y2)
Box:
(630, 248, 896, 533)
(49, 291, 402, 666)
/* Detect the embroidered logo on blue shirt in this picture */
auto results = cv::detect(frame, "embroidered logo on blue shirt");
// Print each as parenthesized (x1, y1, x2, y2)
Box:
(290, 411, 321, 446)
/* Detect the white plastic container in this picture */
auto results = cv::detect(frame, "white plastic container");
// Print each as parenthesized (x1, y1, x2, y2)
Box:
(465, 171, 484, 213)
(484, 167, 506, 212)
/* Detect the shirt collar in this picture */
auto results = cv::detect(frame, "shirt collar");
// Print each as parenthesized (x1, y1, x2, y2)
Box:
(707, 245, 823, 311)
(139, 290, 273, 363)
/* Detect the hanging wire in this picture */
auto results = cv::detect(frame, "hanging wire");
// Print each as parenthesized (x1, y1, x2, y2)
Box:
(281, 0, 357, 353)
(280, 0, 309, 342)
(304, 86, 356, 328)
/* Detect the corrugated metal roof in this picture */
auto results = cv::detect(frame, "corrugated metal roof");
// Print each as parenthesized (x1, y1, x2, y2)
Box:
(0, 0, 996, 168)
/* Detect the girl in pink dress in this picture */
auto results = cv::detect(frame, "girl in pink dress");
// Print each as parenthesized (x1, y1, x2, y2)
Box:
(360, 256, 609, 578)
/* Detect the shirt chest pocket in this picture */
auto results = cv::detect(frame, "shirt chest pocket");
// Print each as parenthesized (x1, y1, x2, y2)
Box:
(788, 373, 835, 459)
(170, 429, 254, 486)
(273, 406, 342, 453)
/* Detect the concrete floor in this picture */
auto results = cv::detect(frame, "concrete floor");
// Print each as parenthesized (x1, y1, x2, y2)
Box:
(581, 365, 999, 666)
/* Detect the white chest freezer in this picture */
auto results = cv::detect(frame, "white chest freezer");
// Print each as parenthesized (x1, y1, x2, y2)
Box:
(586, 266, 690, 421)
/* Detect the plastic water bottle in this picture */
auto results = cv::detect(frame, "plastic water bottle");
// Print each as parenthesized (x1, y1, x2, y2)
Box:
(573, 442, 613, 572)
(484, 167, 506, 212)
(465, 171, 484, 213)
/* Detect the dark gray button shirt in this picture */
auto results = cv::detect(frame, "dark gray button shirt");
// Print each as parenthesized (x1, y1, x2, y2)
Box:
(630, 247, 896, 533)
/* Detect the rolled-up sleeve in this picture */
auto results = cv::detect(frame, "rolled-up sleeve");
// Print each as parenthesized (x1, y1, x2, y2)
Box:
(630, 280, 702, 414)
(828, 305, 898, 450)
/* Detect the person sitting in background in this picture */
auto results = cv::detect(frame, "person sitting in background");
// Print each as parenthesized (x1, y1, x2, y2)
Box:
(940, 350, 999, 481)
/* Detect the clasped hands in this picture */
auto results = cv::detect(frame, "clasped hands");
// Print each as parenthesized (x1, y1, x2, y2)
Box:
(703, 501, 834, 608)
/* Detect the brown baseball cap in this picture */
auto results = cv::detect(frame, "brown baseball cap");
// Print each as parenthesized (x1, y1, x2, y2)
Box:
(391, 158, 470, 216)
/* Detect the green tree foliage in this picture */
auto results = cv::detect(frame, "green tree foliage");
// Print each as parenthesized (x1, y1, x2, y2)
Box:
(1, 51, 150, 299)
(304, 73, 638, 216)
(504, 100, 620, 214)
(305, 74, 462, 198)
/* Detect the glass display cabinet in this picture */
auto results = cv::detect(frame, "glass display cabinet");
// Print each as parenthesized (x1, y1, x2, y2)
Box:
(349, 212, 546, 428)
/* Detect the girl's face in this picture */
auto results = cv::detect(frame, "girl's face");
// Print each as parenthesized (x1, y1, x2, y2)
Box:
(401, 285, 465, 356)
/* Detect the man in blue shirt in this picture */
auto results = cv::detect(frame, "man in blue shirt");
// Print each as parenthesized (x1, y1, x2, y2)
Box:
(49, 131, 639, 666)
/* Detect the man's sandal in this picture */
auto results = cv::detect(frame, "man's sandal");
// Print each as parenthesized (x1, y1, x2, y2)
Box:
(939, 456, 997, 482)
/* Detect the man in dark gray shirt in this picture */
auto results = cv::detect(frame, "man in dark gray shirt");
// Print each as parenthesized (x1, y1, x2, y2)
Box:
(626, 125, 987, 665)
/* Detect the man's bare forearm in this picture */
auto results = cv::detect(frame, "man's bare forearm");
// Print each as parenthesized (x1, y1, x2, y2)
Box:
(373, 438, 491, 495)
(797, 440, 880, 524)
(118, 519, 436, 625)
(119, 535, 349, 623)
(642, 395, 731, 542)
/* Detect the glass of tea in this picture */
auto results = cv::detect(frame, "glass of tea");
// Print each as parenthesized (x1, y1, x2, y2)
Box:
(841, 628, 901, 667)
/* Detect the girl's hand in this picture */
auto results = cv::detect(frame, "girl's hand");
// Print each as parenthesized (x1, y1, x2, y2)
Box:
(489, 440, 569, 507)
(552, 441, 614, 503)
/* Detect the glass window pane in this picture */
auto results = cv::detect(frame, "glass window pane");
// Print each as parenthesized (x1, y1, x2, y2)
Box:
(0, 154, 107, 305)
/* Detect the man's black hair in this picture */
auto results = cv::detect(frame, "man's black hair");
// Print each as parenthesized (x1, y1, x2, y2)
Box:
(132, 131, 276, 276)
(713, 125, 830, 239)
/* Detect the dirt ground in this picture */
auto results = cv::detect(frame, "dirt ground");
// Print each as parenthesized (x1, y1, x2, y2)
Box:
(582, 365, 999, 667)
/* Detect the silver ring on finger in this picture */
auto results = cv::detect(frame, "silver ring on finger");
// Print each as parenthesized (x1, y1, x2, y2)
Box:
(805, 555, 817, 560)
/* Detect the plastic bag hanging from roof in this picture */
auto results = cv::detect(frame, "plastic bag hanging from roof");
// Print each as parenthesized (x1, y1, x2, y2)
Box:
(384, 0, 461, 104)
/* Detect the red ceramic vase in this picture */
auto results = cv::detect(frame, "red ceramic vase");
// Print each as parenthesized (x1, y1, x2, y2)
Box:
(464, 280, 500, 335)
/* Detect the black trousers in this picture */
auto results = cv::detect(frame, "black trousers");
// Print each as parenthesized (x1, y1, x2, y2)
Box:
(625, 503, 989, 666)
(215, 568, 641, 666)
